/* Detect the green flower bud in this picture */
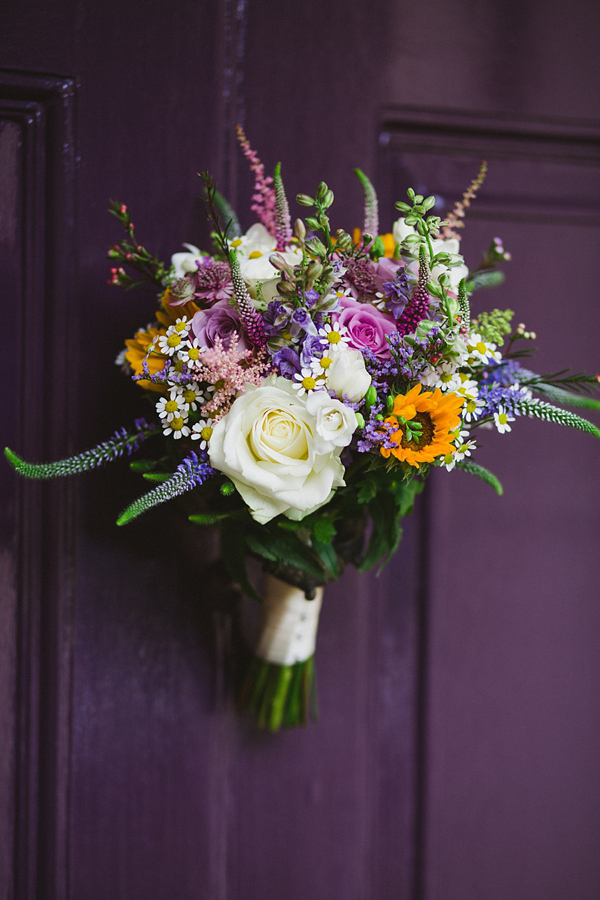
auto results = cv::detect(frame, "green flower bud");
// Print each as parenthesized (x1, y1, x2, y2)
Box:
(355, 412, 365, 429)
(296, 193, 314, 207)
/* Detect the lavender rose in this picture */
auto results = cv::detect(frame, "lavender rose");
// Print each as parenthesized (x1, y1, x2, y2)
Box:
(191, 300, 249, 351)
(332, 295, 396, 359)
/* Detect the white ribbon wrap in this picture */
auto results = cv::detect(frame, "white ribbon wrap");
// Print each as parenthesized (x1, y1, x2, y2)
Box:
(255, 575, 323, 666)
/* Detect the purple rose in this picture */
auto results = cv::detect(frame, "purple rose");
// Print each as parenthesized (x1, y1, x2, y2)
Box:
(191, 300, 249, 352)
(332, 295, 397, 359)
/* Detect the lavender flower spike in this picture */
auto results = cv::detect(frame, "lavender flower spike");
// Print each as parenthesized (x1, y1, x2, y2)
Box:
(274, 162, 292, 250)
(354, 168, 379, 240)
(228, 248, 267, 346)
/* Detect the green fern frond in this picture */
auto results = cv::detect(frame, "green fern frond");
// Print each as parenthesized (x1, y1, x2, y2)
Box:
(456, 460, 503, 495)
(517, 399, 600, 437)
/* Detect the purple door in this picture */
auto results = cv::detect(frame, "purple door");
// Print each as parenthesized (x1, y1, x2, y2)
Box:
(2, 2, 600, 898)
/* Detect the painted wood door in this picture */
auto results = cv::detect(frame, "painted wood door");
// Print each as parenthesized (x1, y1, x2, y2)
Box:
(2, 1, 599, 898)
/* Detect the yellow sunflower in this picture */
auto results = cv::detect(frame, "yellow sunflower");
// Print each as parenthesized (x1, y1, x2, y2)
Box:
(380, 384, 464, 467)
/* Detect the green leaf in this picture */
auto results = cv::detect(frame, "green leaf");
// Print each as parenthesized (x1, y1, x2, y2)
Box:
(312, 539, 339, 580)
(313, 518, 337, 544)
(456, 460, 503, 495)
(221, 525, 263, 603)
(142, 472, 171, 482)
(466, 269, 505, 292)
(357, 493, 402, 573)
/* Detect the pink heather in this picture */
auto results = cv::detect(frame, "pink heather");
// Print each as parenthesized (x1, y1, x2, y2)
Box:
(236, 125, 277, 237)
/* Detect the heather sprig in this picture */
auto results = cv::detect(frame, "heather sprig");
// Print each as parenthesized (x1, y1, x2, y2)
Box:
(354, 168, 379, 241)
(117, 451, 215, 526)
(235, 124, 276, 236)
(5, 420, 158, 479)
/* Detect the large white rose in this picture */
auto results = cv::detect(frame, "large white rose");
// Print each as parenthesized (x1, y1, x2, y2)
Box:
(208, 376, 346, 524)
(325, 348, 372, 402)
(392, 217, 469, 289)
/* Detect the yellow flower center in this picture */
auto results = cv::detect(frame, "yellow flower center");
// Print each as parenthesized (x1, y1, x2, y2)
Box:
(167, 333, 182, 348)
(201, 426, 213, 441)
(302, 376, 317, 390)
(183, 389, 196, 404)
(248, 250, 262, 259)
(320, 356, 332, 369)
(282, 330, 292, 341)
(175, 320, 188, 332)
(165, 400, 179, 413)
(440, 372, 453, 383)
(171, 417, 185, 430)
(188, 347, 200, 360)
(231, 239, 242, 248)
(498, 413, 507, 425)
(466, 400, 477, 413)
(476, 341, 486, 354)
(327, 331, 341, 344)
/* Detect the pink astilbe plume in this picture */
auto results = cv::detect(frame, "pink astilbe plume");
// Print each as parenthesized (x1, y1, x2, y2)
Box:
(236, 125, 277, 237)
(196, 337, 272, 420)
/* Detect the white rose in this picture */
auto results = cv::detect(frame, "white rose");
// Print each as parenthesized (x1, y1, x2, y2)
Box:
(305, 392, 358, 454)
(392, 217, 469, 289)
(208, 376, 345, 524)
(325, 348, 371, 402)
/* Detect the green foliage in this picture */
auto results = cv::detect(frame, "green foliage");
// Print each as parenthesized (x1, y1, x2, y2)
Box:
(472, 308, 514, 345)
(212, 189, 242, 239)
(466, 269, 505, 293)
(456, 460, 503, 495)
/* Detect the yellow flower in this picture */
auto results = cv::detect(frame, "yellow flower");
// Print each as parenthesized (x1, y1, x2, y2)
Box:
(124, 326, 167, 392)
(380, 384, 463, 467)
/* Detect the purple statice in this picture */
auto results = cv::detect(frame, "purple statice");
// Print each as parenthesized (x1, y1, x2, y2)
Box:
(382, 269, 411, 320)
(272, 346, 302, 378)
(356, 411, 397, 454)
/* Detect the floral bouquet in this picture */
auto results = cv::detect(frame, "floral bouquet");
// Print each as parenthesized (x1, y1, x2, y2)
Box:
(6, 128, 599, 730)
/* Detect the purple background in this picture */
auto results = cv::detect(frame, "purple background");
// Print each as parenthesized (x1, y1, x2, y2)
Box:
(1, 1, 599, 897)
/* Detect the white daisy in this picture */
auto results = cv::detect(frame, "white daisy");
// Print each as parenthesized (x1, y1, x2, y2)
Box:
(465, 332, 502, 365)
(494, 406, 515, 434)
(162, 415, 190, 439)
(156, 394, 186, 422)
(317, 321, 350, 352)
(292, 367, 327, 396)
(170, 381, 204, 413)
(157, 324, 190, 357)
(310, 353, 335, 376)
(178, 337, 205, 367)
(191, 418, 214, 450)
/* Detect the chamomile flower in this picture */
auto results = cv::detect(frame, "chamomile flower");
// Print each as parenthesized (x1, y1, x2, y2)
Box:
(494, 406, 515, 434)
(170, 381, 203, 412)
(317, 321, 350, 352)
(156, 394, 186, 422)
(162, 415, 190, 439)
(465, 332, 501, 365)
(421, 362, 461, 392)
(191, 418, 214, 449)
(311, 353, 335, 376)
(462, 395, 486, 423)
(178, 337, 204, 367)
(292, 367, 326, 396)
(157, 322, 190, 357)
